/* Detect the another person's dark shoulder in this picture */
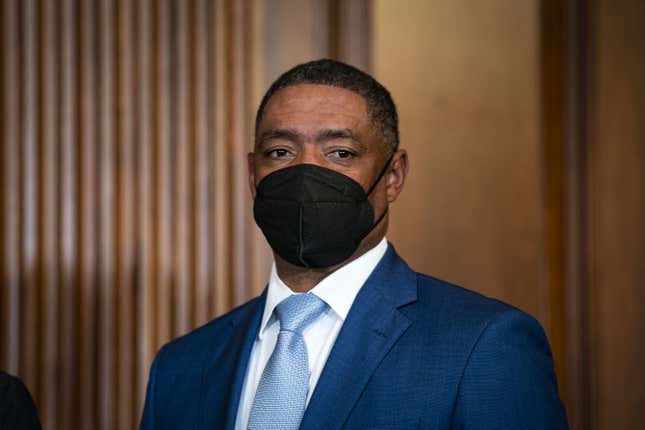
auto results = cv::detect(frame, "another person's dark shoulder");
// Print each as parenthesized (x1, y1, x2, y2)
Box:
(0, 372, 41, 430)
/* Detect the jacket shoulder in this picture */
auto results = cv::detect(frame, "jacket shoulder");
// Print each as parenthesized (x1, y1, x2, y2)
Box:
(412, 272, 544, 338)
(416, 272, 520, 311)
(156, 296, 262, 365)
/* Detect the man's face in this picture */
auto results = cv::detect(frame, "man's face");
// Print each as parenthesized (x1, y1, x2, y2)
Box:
(248, 83, 408, 264)
(249, 84, 405, 203)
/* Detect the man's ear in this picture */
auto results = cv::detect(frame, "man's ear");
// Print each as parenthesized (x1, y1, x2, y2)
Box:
(247, 152, 257, 198)
(386, 149, 409, 203)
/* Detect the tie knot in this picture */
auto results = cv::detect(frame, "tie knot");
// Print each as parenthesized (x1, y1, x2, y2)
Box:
(275, 293, 327, 333)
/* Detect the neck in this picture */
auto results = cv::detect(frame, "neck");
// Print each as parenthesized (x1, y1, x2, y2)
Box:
(274, 232, 385, 293)
(274, 263, 338, 293)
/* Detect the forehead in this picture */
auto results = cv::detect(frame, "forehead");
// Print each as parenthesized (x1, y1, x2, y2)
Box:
(259, 84, 369, 131)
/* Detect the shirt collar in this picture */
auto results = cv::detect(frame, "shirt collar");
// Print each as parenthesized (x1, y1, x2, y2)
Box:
(258, 237, 389, 340)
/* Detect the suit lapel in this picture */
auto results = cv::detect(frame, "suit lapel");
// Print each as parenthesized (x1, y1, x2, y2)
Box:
(198, 290, 267, 430)
(300, 245, 417, 430)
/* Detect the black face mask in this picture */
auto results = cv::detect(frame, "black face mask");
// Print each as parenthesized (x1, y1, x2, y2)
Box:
(253, 155, 393, 268)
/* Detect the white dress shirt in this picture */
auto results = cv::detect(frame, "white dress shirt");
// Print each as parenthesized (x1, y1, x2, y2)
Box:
(234, 238, 388, 430)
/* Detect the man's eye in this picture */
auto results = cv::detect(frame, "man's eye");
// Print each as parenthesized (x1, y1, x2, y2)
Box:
(268, 148, 290, 158)
(331, 150, 354, 159)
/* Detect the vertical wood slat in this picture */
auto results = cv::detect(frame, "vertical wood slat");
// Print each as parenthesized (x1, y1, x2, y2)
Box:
(40, 0, 59, 426)
(194, 0, 212, 326)
(136, 0, 154, 414)
(20, 0, 39, 396)
(20, 0, 42, 400)
(248, 0, 272, 296)
(228, 0, 250, 307)
(2, 0, 21, 376)
(97, 0, 116, 429)
(79, 0, 98, 427)
(563, 2, 590, 429)
(213, 0, 231, 317)
(331, 0, 372, 72)
(59, 0, 78, 428)
(117, 0, 136, 428)
(174, 0, 191, 337)
(540, 0, 569, 409)
(155, 0, 173, 347)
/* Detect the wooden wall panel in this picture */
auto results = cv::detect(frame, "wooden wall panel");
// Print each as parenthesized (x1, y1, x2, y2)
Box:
(587, 1, 645, 428)
(373, 1, 645, 429)
(0, 0, 266, 428)
(372, 0, 577, 422)
(3, 1, 640, 429)
(373, 0, 548, 325)
(0, 1, 369, 428)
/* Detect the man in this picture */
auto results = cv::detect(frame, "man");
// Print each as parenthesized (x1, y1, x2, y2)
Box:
(0, 372, 41, 430)
(141, 59, 568, 429)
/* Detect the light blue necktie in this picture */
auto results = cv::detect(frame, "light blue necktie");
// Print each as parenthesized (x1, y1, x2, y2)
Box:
(247, 293, 327, 430)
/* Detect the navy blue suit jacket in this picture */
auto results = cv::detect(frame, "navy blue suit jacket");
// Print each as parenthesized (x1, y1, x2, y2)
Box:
(140, 244, 568, 429)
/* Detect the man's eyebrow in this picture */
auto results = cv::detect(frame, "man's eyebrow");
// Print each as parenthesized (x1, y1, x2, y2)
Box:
(256, 127, 365, 149)
(257, 128, 301, 146)
(316, 128, 363, 144)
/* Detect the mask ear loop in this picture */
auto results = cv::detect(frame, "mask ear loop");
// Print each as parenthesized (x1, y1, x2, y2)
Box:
(371, 204, 389, 229)
(366, 152, 395, 197)
(364, 151, 395, 230)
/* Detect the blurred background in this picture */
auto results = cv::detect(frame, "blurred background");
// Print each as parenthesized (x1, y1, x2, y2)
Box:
(1, 0, 643, 429)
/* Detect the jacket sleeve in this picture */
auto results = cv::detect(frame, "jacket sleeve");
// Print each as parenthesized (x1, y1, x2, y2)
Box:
(139, 351, 161, 430)
(451, 309, 569, 430)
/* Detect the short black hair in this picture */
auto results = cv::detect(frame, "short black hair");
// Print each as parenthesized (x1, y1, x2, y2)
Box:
(255, 58, 399, 150)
